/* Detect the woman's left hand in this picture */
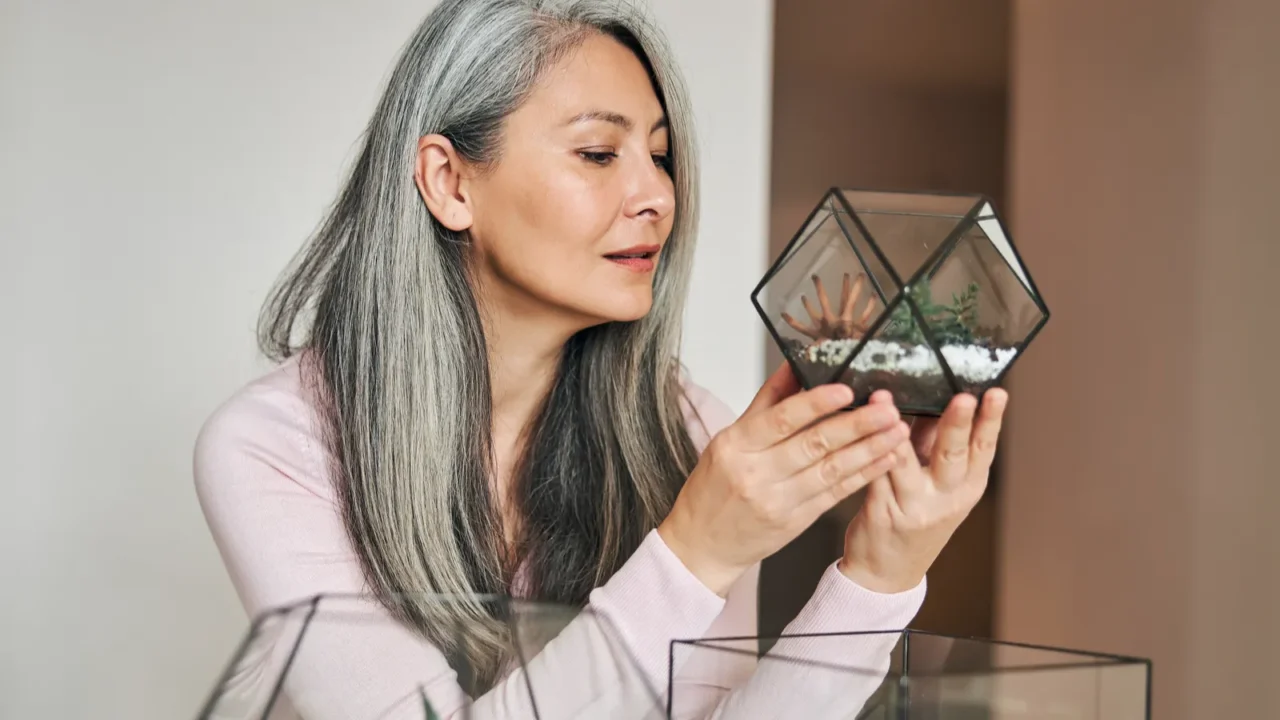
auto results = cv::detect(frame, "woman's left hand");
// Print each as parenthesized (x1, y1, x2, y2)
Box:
(837, 388, 1008, 594)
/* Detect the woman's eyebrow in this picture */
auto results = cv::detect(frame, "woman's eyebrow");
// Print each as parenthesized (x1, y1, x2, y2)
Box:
(564, 110, 668, 133)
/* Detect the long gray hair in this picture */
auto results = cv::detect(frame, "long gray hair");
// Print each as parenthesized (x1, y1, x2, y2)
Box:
(257, 0, 703, 688)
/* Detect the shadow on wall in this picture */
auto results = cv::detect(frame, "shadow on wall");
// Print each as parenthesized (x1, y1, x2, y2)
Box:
(759, 0, 1012, 641)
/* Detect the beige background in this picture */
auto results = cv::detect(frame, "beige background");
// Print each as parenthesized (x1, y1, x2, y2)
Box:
(766, 1, 1280, 718)
(1001, 1, 1280, 718)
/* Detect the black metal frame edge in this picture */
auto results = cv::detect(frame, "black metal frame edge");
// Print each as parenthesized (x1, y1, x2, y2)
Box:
(676, 628, 1151, 666)
(750, 190, 845, 388)
(260, 596, 321, 719)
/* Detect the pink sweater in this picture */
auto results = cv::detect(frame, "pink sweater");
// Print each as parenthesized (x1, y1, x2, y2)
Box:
(194, 356, 926, 719)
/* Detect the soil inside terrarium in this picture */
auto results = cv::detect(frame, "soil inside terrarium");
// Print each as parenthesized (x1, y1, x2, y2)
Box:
(837, 367, 953, 410)
(783, 337, 1017, 410)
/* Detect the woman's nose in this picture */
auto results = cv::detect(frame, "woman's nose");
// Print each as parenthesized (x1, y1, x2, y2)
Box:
(623, 157, 675, 221)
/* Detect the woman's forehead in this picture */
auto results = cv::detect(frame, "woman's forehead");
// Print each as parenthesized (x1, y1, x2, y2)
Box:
(517, 34, 666, 132)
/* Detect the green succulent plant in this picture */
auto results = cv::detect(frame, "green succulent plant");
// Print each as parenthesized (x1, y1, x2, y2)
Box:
(881, 281, 982, 346)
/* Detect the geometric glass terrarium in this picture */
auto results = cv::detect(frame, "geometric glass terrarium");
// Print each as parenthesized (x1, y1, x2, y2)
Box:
(752, 188, 1050, 416)
(193, 593, 662, 720)
(670, 630, 1151, 719)
(196, 594, 1151, 719)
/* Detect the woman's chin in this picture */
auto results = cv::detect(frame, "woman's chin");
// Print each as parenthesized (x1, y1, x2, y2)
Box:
(575, 291, 654, 326)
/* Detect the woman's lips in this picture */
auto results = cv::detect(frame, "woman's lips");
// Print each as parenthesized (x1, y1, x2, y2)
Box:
(604, 247, 659, 273)
(606, 255, 655, 272)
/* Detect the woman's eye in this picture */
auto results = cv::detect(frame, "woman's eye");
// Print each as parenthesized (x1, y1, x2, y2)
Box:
(577, 149, 672, 174)
(579, 150, 617, 165)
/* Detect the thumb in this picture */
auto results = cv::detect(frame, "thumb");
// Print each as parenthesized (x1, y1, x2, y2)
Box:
(743, 361, 802, 416)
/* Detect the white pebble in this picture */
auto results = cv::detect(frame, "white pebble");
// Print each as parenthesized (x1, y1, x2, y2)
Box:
(803, 338, 1017, 382)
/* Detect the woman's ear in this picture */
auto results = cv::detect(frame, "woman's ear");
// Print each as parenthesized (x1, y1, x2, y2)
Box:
(414, 133, 474, 232)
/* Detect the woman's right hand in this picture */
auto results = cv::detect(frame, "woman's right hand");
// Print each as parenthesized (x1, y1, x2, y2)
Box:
(657, 362, 910, 596)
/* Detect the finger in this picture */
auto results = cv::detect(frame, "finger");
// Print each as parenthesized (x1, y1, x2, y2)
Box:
(967, 388, 1008, 477)
(929, 393, 979, 488)
(886, 431, 928, 497)
(868, 389, 895, 406)
(861, 474, 899, 519)
(793, 430, 905, 519)
(742, 361, 803, 417)
(909, 416, 939, 464)
(812, 275, 836, 323)
(736, 382, 855, 451)
(770, 401, 902, 478)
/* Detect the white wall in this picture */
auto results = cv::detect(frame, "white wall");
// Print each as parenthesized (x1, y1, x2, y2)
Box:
(0, 1, 772, 717)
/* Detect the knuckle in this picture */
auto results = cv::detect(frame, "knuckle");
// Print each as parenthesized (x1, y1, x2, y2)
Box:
(727, 474, 752, 502)
(742, 454, 766, 478)
(836, 468, 871, 498)
(730, 458, 757, 488)
(802, 429, 832, 462)
(818, 454, 845, 485)
(973, 436, 998, 456)
(704, 433, 731, 461)
(817, 487, 842, 510)
(745, 487, 778, 520)
(770, 408, 798, 438)
(710, 437, 747, 472)
(874, 429, 902, 453)
(941, 445, 968, 464)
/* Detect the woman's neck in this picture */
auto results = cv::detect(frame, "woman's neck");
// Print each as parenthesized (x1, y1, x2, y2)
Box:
(480, 293, 584, 543)
(488, 328, 563, 443)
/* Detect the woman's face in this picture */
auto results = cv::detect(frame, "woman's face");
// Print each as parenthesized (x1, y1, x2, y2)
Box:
(458, 33, 677, 329)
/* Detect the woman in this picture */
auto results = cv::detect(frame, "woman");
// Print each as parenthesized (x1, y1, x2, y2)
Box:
(193, 1, 1007, 718)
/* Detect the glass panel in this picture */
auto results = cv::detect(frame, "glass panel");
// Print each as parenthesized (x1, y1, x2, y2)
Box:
(198, 594, 659, 720)
(772, 194, 837, 272)
(976, 201, 1033, 292)
(853, 209, 969, 291)
(199, 601, 316, 720)
(670, 631, 1150, 720)
(899, 667, 1106, 719)
(670, 634, 901, 720)
(922, 219, 1045, 396)
(839, 189, 981, 217)
(897, 663, 1148, 719)
(900, 633, 1123, 673)
(756, 204, 888, 389)
(831, 203, 898, 303)
(837, 290, 956, 415)
(894, 632, 1150, 720)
